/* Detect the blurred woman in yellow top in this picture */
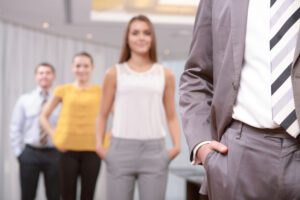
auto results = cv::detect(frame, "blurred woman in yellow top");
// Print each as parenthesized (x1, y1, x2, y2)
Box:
(40, 52, 101, 200)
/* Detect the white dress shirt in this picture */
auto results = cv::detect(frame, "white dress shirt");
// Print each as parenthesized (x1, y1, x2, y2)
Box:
(10, 87, 59, 156)
(232, 0, 279, 128)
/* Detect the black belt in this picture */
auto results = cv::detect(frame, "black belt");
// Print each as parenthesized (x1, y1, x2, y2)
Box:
(26, 144, 56, 151)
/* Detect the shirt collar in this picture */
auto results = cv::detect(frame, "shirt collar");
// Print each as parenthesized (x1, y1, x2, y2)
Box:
(34, 87, 50, 98)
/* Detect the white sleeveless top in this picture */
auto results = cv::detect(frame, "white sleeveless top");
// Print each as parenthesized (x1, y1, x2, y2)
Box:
(112, 62, 167, 139)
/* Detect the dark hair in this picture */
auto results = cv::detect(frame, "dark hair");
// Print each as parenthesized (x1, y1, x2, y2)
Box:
(35, 62, 55, 74)
(73, 52, 94, 65)
(119, 14, 157, 63)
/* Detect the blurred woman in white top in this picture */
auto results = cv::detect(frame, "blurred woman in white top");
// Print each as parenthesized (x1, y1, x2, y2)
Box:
(96, 14, 181, 200)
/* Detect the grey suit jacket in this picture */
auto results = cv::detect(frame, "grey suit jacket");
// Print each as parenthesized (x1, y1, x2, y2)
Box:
(179, 0, 300, 159)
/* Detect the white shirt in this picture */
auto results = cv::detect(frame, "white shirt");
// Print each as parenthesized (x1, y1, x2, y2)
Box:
(232, 0, 279, 128)
(112, 62, 167, 139)
(10, 87, 59, 156)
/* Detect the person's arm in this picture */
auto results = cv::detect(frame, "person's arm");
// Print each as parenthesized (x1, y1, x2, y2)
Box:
(40, 96, 61, 138)
(10, 97, 26, 157)
(96, 67, 116, 159)
(163, 69, 181, 160)
(179, 0, 227, 164)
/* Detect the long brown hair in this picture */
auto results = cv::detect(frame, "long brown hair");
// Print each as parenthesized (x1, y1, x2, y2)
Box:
(119, 15, 157, 63)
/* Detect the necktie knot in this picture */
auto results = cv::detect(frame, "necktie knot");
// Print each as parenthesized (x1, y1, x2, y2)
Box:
(41, 91, 48, 104)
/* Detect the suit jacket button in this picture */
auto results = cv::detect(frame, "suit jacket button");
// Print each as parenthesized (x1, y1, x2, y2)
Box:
(232, 82, 238, 90)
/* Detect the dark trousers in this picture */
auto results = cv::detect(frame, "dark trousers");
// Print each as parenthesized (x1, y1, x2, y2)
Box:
(18, 145, 60, 200)
(60, 151, 101, 200)
(203, 120, 300, 200)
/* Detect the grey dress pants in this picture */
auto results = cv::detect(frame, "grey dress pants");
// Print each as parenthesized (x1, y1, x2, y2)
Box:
(202, 120, 300, 200)
(105, 137, 170, 200)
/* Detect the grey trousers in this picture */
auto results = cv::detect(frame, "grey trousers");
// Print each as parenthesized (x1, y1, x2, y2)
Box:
(105, 137, 170, 200)
(202, 120, 300, 200)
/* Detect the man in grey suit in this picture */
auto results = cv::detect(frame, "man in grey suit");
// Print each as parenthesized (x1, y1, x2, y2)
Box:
(180, 0, 300, 199)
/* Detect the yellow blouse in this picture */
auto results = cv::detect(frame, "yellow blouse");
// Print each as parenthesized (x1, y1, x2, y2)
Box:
(53, 84, 101, 151)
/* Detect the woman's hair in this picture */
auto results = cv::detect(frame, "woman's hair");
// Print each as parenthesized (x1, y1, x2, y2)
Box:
(73, 51, 94, 65)
(119, 14, 157, 63)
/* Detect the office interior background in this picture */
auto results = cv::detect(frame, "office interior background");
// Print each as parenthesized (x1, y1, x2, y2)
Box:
(0, 0, 202, 199)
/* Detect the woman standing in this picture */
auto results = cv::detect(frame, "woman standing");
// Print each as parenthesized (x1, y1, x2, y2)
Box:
(40, 52, 101, 200)
(96, 15, 181, 200)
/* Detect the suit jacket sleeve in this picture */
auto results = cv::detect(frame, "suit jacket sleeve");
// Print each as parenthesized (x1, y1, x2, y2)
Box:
(179, 0, 214, 161)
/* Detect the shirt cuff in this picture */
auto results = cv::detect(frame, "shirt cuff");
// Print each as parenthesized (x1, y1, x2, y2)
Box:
(15, 147, 24, 157)
(191, 141, 211, 165)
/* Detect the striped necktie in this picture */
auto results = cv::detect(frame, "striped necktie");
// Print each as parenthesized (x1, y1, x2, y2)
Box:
(270, 0, 300, 138)
(40, 91, 49, 145)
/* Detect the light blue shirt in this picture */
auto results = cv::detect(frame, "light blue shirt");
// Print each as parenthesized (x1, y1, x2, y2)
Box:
(10, 87, 60, 156)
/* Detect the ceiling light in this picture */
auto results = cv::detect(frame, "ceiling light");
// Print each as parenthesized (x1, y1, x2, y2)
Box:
(125, 0, 156, 10)
(42, 22, 50, 29)
(159, 0, 199, 6)
(92, 0, 122, 10)
(92, 0, 197, 15)
(86, 33, 93, 40)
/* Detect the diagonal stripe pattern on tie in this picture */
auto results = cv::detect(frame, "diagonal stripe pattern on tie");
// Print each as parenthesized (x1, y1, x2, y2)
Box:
(40, 91, 49, 145)
(270, 0, 300, 138)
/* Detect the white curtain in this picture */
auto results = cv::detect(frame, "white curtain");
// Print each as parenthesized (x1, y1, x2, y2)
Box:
(0, 19, 119, 200)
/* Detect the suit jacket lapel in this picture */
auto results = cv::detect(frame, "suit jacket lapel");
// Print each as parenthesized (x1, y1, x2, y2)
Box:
(230, 0, 249, 86)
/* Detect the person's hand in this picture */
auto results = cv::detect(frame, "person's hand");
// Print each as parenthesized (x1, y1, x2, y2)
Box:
(57, 147, 67, 153)
(167, 146, 181, 160)
(196, 141, 228, 164)
(47, 130, 65, 152)
(96, 145, 108, 160)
